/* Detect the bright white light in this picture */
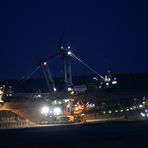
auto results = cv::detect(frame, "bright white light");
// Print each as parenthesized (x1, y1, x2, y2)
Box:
(54, 87, 57, 92)
(43, 62, 47, 65)
(68, 87, 72, 91)
(145, 109, 148, 112)
(112, 81, 117, 85)
(68, 46, 71, 49)
(142, 101, 146, 105)
(41, 106, 49, 115)
(53, 100, 57, 104)
(70, 91, 74, 95)
(141, 112, 145, 117)
(67, 51, 72, 55)
(37, 94, 41, 98)
(75, 107, 78, 111)
(67, 104, 70, 108)
(64, 99, 69, 103)
(106, 82, 109, 86)
(93, 77, 98, 81)
(53, 107, 62, 115)
(139, 105, 143, 108)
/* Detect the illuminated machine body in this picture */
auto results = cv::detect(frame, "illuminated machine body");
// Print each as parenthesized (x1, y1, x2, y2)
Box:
(0, 45, 117, 124)
(39, 98, 90, 123)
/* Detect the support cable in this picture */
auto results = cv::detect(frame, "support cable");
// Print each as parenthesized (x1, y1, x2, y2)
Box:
(70, 53, 104, 80)
(12, 66, 40, 91)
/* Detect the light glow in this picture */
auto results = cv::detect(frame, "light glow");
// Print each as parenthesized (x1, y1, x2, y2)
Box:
(142, 101, 146, 105)
(112, 81, 117, 85)
(106, 82, 109, 86)
(67, 51, 72, 55)
(43, 62, 47, 65)
(139, 105, 143, 108)
(141, 112, 145, 117)
(68, 87, 72, 91)
(75, 107, 78, 111)
(53, 107, 62, 115)
(41, 106, 49, 115)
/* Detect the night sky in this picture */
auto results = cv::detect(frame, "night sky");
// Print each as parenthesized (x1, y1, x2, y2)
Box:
(0, 0, 148, 79)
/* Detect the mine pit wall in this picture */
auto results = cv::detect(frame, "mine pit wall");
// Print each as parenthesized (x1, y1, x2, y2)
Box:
(0, 102, 44, 123)
(12, 108, 43, 123)
(0, 110, 37, 129)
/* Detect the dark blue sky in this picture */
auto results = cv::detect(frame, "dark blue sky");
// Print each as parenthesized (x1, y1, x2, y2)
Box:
(0, 0, 148, 79)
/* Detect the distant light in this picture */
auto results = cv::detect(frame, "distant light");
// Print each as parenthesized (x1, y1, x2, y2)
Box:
(38, 94, 41, 98)
(67, 46, 71, 49)
(108, 110, 112, 114)
(112, 81, 117, 85)
(41, 106, 49, 115)
(99, 86, 101, 89)
(67, 51, 72, 55)
(130, 107, 133, 110)
(70, 91, 74, 95)
(61, 46, 64, 49)
(126, 109, 129, 111)
(9, 94, 12, 97)
(90, 103, 95, 107)
(141, 112, 145, 117)
(103, 111, 106, 114)
(145, 109, 148, 112)
(53, 107, 62, 115)
(142, 101, 146, 105)
(139, 104, 143, 108)
(133, 106, 136, 109)
(115, 110, 118, 113)
(54, 88, 57, 92)
(43, 62, 47, 65)
(93, 77, 98, 81)
(106, 82, 109, 86)
(53, 100, 57, 104)
(67, 104, 70, 108)
(64, 99, 69, 103)
(68, 87, 72, 91)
